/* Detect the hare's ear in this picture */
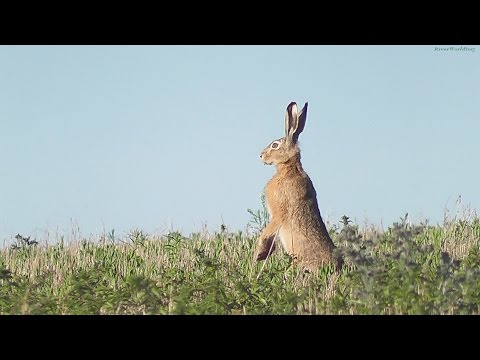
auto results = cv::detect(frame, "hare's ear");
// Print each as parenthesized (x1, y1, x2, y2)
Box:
(295, 102, 308, 142)
(285, 101, 308, 144)
(285, 102, 298, 144)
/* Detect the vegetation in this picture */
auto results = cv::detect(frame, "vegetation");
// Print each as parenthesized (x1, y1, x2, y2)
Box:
(1, 200, 479, 314)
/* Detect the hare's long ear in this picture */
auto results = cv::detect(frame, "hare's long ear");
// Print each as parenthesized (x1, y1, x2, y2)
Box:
(285, 102, 298, 144)
(285, 101, 308, 144)
(295, 102, 308, 143)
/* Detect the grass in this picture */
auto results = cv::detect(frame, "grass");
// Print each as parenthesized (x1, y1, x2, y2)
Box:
(1, 202, 480, 314)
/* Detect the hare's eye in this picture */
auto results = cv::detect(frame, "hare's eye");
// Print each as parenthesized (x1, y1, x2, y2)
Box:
(271, 142, 279, 149)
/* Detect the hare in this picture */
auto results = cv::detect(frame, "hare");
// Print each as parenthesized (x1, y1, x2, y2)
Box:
(254, 101, 341, 272)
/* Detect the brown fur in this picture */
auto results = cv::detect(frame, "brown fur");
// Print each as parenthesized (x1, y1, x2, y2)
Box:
(254, 102, 341, 272)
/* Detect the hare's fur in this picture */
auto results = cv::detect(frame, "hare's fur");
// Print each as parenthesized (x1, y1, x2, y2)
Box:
(254, 102, 340, 272)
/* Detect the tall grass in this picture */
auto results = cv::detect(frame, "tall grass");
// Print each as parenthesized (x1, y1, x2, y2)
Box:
(1, 202, 479, 314)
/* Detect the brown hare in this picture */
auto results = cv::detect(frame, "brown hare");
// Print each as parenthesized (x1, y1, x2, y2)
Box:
(254, 101, 341, 272)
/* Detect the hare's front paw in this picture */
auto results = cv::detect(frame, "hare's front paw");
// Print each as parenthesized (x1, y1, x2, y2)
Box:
(254, 234, 276, 261)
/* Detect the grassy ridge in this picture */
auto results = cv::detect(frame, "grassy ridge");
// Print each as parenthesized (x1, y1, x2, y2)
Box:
(1, 213, 480, 314)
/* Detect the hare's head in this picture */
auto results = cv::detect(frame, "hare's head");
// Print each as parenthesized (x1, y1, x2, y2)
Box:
(260, 101, 308, 166)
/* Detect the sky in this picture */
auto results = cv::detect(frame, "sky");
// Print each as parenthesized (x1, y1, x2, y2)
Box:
(0, 45, 479, 243)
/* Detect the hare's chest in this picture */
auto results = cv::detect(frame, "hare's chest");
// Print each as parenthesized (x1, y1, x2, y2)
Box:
(265, 176, 288, 218)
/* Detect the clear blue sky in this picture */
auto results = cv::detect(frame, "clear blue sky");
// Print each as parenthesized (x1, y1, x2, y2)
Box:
(1, 45, 478, 242)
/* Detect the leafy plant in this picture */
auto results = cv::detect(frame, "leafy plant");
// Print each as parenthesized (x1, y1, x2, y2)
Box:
(1, 208, 479, 314)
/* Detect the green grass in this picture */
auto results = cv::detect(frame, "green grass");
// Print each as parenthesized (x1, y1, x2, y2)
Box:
(1, 209, 480, 314)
